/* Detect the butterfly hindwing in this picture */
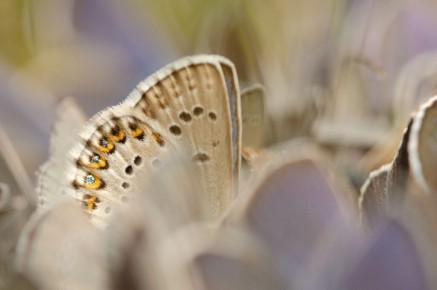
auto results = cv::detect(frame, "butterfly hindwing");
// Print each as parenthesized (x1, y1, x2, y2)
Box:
(65, 106, 175, 225)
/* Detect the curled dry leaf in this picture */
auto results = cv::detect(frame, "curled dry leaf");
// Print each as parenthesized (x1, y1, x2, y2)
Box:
(360, 51, 437, 173)
(359, 164, 391, 227)
(360, 118, 412, 228)
(409, 95, 437, 194)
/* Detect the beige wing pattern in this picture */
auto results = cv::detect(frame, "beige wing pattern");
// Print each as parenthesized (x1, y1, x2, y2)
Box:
(64, 107, 174, 226)
(63, 55, 240, 225)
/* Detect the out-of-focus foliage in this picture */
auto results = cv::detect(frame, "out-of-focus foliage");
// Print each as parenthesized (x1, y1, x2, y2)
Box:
(0, 0, 31, 65)
(2, 0, 437, 176)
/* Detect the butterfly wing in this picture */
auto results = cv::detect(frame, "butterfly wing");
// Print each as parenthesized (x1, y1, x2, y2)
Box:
(130, 55, 241, 218)
(241, 84, 265, 148)
(64, 55, 241, 225)
(37, 97, 87, 208)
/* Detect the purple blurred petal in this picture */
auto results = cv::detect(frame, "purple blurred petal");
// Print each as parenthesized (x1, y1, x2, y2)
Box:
(402, 4, 437, 56)
(70, 0, 176, 111)
(341, 221, 428, 290)
(240, 159, 351, 281)
(73, 0, 175, 71)
(22, 0, 176, 118)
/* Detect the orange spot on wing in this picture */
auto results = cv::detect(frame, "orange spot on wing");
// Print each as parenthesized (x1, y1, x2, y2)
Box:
(131, 127, 144, 139)
(87, 154, 107, 169)
(82, 173, 103, 189)
(151, 132, 165, 147)
(98, 138, 115, 153)
(82, 194, 100, 210)
(110, 127, 126, 143)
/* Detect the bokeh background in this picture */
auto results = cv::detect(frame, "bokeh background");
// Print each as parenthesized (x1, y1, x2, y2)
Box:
(1, 0, 437, 186)
(2, 1, 437, 289)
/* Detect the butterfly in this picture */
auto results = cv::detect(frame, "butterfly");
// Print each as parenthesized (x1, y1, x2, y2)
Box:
(38, 55, 242, 226)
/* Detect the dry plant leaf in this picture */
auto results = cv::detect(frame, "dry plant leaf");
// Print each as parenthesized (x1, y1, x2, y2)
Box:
(359, 118, 412, 228)
(409, 95, 437, 194)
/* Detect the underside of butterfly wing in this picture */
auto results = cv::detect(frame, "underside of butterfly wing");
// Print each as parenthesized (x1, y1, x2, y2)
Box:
(63, 55, 241, 225)
(65, 106, 175, 225)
